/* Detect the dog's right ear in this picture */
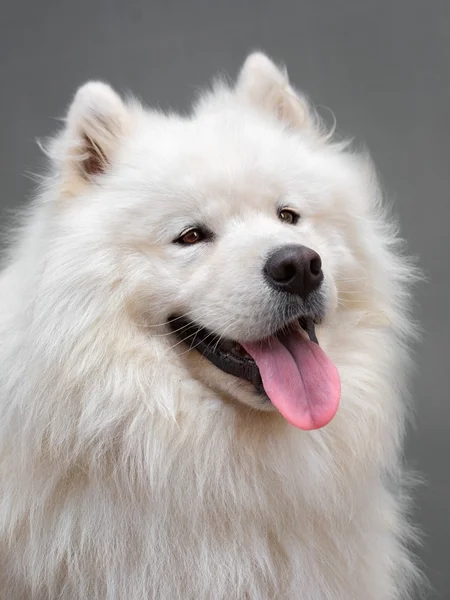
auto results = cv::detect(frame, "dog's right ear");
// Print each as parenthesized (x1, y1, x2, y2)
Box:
(49, 82, 130, 194)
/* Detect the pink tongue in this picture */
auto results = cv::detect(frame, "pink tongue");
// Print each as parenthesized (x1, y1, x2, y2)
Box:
(243, 331, 340, 430)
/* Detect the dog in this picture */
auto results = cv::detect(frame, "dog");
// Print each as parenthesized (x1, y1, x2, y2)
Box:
(0, 52, 420, 599)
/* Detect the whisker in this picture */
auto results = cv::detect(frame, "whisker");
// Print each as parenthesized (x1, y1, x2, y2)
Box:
(164, 315, 236, 356)
(176, 318, 238, 359)
(139, 308, 212, 329)
(136, 308, 228, 338)
(209, 321, 239, 354)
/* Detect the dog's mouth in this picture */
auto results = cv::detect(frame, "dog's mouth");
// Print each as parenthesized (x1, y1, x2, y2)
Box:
(169, 315, 341, 430)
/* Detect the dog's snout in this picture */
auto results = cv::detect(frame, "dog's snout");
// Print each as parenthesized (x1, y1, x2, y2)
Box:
(264, 244, 323, 298)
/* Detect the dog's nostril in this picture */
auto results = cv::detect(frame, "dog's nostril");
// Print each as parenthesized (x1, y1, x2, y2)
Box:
(267, 259, 296, 283)
(310, 256, 322, 277)
(280, 262, 296, 283)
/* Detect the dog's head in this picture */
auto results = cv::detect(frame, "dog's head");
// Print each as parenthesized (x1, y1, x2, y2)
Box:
(45, 53, 398, 430)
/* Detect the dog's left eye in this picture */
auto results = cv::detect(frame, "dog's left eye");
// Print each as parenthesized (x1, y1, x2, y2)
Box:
(278, 208, 300, 225)
(174, 227, 210, 245)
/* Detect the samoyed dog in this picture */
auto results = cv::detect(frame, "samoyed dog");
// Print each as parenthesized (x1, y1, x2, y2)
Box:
(0, 53, 419, 599)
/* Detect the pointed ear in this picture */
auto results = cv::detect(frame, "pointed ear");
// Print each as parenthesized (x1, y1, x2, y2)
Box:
(51, 82, 130, 189)
(236, 52, 314, 131)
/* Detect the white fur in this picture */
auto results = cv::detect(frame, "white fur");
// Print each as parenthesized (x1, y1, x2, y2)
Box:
(0, 53, 420, 599)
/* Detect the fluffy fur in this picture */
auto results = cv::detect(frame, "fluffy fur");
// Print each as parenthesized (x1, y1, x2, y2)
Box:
(0, 53, 420, 599)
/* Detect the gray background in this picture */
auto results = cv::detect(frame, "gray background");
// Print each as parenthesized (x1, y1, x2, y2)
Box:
(1, 1, 449, 598)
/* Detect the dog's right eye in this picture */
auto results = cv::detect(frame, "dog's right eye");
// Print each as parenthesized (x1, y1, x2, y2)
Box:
(174, 227, 209, 245)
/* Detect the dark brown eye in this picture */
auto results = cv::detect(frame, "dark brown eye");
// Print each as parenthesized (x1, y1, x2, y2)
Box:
(175, 227, 212, 245)
(278, 208, 299, 225)
(180, 229, 202, 244)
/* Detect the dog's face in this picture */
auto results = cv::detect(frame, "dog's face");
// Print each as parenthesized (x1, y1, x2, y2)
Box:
(51, 54, 381, 429)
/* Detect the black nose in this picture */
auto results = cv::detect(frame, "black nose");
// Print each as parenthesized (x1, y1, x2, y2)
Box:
(264, 244, 323, 299)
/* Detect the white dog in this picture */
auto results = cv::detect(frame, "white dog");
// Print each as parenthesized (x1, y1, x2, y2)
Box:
(0, 53, 420, 599)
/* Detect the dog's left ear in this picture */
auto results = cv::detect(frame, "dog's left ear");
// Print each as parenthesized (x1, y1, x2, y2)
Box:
(236, 53, 313, 132)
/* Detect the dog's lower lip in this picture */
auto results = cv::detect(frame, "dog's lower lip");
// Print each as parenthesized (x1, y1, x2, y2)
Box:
(167, 315, 318, 389)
